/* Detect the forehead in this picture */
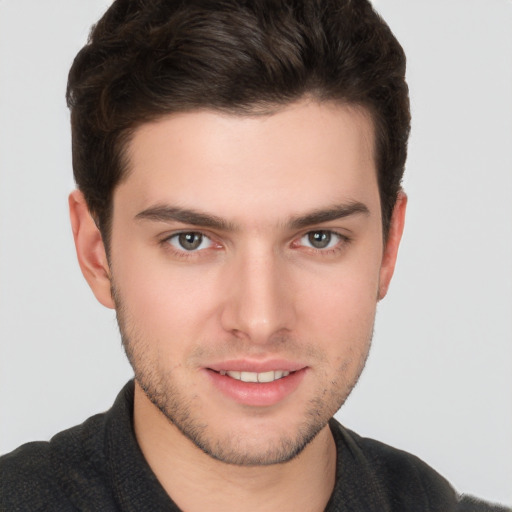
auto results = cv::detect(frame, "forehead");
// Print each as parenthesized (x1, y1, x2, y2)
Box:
(117, 100, 379, 224)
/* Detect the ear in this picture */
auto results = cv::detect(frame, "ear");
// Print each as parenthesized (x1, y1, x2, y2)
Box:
(69, 190, 115, 309)
(378, 190, 407, 300)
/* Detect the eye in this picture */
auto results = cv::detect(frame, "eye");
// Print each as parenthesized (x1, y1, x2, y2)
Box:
(299, 230, 343, 250)
(167, 232, 213, 251)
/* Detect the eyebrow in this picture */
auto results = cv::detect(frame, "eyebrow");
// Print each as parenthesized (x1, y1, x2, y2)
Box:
(289, 202, 370, 229)
(135, 206, 236, 231)
(135, 201, 369, 231)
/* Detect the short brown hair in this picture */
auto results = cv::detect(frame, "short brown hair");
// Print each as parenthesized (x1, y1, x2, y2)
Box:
(67, 0, 410, 244)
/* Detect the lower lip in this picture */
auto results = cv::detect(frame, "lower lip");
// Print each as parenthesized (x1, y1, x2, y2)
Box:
(205, 368, 307, 407)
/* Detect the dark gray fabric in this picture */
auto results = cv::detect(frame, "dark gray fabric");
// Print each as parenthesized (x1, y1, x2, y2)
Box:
(1, 381, 509, 511)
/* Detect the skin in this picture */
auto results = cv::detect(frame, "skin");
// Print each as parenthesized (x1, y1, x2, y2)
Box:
(69, 99, 406, 512)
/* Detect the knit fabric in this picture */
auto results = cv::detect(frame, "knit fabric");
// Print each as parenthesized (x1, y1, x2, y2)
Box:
(1, 381, 509, 511)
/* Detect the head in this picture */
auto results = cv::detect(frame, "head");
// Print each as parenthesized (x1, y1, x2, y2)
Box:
(68, 0, 409, 467)
(67, 0, 410, 248)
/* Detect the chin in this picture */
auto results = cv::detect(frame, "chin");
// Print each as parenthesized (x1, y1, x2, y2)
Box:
(182, 418, 328, 467)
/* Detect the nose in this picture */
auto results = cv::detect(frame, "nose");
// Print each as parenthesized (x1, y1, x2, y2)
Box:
(220, 246, 296, 344)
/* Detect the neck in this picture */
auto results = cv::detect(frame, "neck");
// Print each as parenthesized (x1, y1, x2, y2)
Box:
(133, 383, 337, 512)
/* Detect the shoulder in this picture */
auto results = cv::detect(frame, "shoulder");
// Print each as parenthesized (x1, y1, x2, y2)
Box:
(329, 420, 511, 511)
(329, 418, 456, 510)
(1, 439, 73, 511)
(1, 412, 114, 511)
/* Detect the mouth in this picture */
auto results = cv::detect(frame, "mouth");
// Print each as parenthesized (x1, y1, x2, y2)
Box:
(214, 369, 292, 383)
(205, 365, 307, 406)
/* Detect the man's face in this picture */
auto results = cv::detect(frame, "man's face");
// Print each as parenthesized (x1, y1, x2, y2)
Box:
(103, 100, 399, 465)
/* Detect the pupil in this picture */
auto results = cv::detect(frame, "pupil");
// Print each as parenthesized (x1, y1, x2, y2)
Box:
(179, 232, 202, 250)
(309, 231, 331, 249)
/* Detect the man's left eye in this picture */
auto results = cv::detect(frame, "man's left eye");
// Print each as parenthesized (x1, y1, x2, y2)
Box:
(299, 230, 342, 250)
(168, 232, 213, 251)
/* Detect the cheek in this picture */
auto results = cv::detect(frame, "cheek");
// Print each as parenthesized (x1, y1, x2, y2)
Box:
(114, 255, 221, 340)
(295, 260, 381, 354)
(303, 283, 377, 336)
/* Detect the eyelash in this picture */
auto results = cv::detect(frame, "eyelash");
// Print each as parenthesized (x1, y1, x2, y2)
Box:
(296, 230, 351, 256)
(160, 229, 351, 259)
(160, 231, 220, 260)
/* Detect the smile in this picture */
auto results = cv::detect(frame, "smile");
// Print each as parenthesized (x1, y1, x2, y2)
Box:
(218, 370, 291, 383)
(206, 366, 307, 406)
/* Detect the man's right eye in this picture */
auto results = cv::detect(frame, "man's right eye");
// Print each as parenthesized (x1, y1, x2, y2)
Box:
(167, 232, 213, 252)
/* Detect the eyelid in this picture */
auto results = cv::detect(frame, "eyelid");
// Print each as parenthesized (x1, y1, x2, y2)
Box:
(161, 229, 221, 253)
(158, 227, 350, 256)
(171, 232, 212, 251)
(161, 228, 210, 241)
(293, 228, 351, 251)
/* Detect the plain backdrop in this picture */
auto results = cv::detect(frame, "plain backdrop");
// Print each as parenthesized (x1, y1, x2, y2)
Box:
(0, 0, 511, 505)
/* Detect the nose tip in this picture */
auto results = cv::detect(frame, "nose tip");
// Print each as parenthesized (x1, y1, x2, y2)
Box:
(220, 252, 295, 344)
(230, 317, 284, 346)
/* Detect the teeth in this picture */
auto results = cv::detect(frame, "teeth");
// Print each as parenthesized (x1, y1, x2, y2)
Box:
(240, 371, 258, 382)
(222, 370, 291, 383)
(257, 371, 275, 383)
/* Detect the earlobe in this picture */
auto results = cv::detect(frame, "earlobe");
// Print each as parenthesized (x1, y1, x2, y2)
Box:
(69, 190, 115, 309)
(378, 191, 407, 300)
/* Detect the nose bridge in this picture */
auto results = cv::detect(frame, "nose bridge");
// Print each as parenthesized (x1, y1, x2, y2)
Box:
(221, 242, 294, 342)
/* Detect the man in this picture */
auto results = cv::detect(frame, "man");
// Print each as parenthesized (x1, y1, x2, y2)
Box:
(0, 1, 510, 510)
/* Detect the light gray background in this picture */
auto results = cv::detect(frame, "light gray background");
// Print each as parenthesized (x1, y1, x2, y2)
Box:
(1, 0, 511, 505)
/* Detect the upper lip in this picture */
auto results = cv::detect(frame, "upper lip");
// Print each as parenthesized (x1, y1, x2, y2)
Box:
(206, 359, 307, 373)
